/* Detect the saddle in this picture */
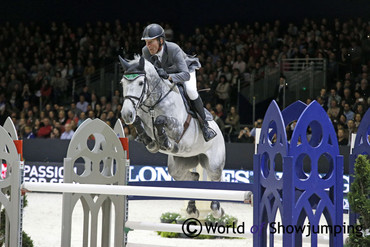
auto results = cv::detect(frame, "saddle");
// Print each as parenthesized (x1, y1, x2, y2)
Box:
(176, 83, 213, 121)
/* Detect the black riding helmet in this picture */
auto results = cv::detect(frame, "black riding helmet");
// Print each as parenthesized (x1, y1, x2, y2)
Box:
(141, 24, 165, 40)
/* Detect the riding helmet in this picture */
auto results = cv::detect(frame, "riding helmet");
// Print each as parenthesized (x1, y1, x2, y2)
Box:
(141, 24, 165, 40)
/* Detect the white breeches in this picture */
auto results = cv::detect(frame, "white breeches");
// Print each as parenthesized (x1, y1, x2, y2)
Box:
(184, 71, 199, 100)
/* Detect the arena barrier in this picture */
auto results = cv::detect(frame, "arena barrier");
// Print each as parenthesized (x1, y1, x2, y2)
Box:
(0, 100, 369, 247)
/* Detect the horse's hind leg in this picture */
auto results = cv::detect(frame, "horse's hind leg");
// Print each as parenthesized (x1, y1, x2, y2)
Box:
(168, 155, 200, 218)
(168, 156, 200, 181)
(199, 151, 226, 218)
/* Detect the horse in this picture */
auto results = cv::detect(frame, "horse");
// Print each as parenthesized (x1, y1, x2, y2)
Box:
(118, 55, 226, 218)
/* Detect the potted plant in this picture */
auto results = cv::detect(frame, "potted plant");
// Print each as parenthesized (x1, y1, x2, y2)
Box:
(205, 213, 238, 227)
(348, 155, 370, 246)
(160, 212, 180, 224)
(175, 216, 187, 224)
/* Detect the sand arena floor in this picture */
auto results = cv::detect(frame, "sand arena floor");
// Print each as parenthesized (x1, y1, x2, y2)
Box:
(23, 193, 347, 247)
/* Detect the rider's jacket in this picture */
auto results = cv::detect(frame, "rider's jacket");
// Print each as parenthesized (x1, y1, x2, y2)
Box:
(142, 41, 200, 84)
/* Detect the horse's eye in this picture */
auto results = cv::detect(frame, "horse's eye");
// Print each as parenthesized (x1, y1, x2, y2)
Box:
(139, 81, 144, 86)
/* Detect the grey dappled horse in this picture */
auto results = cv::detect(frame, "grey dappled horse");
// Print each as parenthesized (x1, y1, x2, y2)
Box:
(119, 56, 226, 218)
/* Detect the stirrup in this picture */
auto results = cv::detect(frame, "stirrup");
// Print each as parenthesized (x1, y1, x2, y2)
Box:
(202, 125, 217, 142)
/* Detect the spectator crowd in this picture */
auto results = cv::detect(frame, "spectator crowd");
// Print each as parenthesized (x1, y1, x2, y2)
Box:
(0, 17, 369, 144)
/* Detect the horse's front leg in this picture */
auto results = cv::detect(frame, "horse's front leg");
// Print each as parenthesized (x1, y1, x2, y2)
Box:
(133, 116, 159, 153)
(154, 115, 179, 153)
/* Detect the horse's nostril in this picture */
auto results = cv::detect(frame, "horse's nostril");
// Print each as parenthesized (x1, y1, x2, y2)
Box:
(130, 113, 133, 119)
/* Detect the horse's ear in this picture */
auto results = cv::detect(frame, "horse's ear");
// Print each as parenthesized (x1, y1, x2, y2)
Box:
(118, 55, 130, 71)
(139, 56, 145, 71)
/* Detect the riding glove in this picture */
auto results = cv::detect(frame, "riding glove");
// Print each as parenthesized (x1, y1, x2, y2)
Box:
(156, 68, 169, 79)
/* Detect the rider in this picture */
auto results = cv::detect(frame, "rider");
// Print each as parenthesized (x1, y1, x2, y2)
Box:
(141, 23, 216, 142)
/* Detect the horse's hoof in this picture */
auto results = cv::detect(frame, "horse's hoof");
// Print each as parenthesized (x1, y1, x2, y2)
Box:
(211, 207, 224, 219)
(143, 136, 153, 145)
(210, 201, 220, 211)
(210, 201, 224, 218)
(164, 140, 172, 150)
(135, 136, 144, 143)
(191, 172, 200, 181)
(137, 134, 152, 145)
(136, 135, 152, 145)
(186, 208, 199, 218)
(147, 141, 159, 153)
(160, 140, 172, 151)
(186, 201, 199, 218)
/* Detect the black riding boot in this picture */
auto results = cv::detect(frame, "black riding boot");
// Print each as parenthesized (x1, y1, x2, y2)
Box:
(192, 97, 217, 142)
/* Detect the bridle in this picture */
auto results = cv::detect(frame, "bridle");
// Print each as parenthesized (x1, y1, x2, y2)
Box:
(122, 73, 147, 112)
(122, 72, 176, 114)
(122, 69, 187, 144)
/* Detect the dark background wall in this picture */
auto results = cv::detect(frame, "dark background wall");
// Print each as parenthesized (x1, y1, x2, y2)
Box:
(2, 0, 370, 32)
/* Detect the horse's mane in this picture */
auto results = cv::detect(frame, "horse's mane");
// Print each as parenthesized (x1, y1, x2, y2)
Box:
(130, 54, 156, 75)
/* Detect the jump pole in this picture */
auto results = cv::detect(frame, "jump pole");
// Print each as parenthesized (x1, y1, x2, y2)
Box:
(125, 221, 251, 238)
(22, 182, 249, 202)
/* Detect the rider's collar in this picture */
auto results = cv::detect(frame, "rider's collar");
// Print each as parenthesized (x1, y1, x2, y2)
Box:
(123, 73, 145, 81)
(155, 46, 164, 62)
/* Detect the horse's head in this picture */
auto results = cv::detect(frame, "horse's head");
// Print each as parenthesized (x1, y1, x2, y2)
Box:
(119, 55, 159, 125)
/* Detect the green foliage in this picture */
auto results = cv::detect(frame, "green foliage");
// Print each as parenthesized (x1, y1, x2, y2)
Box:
(157, 211, 240, 239)
(22, 231, 34, 247)
(23, 195, 28, 208)
(160, 212, 181, 223)
(348, 155, 370, 246)
(0, 209, 4, 246)
(175, 216, 186, 224)
(158, 231, 180, 238)
(205, 213, 238, 227)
